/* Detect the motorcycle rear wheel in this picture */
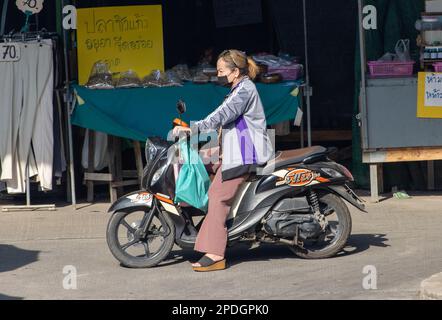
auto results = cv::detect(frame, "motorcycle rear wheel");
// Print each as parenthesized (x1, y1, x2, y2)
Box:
(106, 207, 175, 268)
(290, 192, 352, 259)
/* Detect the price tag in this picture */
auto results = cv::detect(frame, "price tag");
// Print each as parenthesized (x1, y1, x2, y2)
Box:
(16, 0, 44, 14)
(0, 43, 21, 62)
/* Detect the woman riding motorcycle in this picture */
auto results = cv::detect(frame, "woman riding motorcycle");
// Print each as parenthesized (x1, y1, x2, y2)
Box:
(173, 49, 274, 272)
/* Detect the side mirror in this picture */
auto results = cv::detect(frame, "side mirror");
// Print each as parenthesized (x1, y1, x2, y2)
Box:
(177, 100, 186, 114)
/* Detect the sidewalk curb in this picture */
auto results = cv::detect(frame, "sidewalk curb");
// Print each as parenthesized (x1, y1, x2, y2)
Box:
(419, 272, 442, 300)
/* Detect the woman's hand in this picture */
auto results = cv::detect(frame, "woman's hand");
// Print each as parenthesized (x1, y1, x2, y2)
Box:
(172, 126, 192, 136)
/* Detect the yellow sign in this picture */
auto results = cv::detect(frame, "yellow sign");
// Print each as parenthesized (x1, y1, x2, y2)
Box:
(76, 5, 164, 85)
(417, 72, 442, 118)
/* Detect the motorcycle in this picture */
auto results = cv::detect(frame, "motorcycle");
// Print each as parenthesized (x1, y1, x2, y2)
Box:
(106, 101, 366, 268)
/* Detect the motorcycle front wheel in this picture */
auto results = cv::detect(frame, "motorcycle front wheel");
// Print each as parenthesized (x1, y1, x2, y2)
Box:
(106, 206, 175, 268)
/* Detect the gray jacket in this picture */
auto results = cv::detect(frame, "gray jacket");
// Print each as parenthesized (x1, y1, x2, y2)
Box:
(195, 77, 274, 181)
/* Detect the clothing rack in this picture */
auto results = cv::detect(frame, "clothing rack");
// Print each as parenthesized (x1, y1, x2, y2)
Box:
(0, 0, 8, 37)
(61, 0, 77, 209)
(0, 29, 58, 43)
(1, 29, 60, 212)
(1, 157, 56, 212)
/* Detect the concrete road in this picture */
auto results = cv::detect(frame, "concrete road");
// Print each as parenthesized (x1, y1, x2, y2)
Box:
(0, 192, 441, 300)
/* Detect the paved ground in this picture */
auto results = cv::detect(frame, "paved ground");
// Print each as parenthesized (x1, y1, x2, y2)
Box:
(0, 191, 441, 300)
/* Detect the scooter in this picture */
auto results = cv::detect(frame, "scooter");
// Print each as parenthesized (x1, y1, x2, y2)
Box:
(106, 101, 366, 268)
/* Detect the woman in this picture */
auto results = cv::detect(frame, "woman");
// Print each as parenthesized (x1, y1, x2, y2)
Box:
(173, 49, 274, 272)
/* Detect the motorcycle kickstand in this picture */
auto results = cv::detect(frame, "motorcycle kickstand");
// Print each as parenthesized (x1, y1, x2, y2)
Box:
(279, 226, 305, 249)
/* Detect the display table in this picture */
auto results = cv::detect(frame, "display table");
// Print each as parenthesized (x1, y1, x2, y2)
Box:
(71, 81, 303, 202)
(71, 81, 302, 141)
(363, 76, 442, 201)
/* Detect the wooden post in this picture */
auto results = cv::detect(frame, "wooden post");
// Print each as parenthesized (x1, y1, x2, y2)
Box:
(133, 141, 144, 188)
(108, 135, 118, 203)
(427, 160, 435, 191)
(378, 163, 384, 194)
(87, 130, 95, 202)
(370, 164, 380, 203)
(114, 137, 123, 196)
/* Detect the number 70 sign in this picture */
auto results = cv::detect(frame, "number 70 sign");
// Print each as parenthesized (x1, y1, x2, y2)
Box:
(0, 43, 21, 62)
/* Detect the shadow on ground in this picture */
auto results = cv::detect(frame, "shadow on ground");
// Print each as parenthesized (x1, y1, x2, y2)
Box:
(0, 293, 23, 300)
(151, 233, 390, 268)
(0, 245, 40, 273)
(342, 233, 390, 256)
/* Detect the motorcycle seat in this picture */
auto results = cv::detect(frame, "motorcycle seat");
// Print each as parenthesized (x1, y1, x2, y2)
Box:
(260, 146, 328, 175)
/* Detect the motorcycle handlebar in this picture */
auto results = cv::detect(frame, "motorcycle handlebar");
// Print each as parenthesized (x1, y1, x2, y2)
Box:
(174, 130, 190, 142)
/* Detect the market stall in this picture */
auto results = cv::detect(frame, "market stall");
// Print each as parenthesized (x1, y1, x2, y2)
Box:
(1, 0, 317, 208)
(71, 81, 302, 142)
(65, 2, 309, 203)
(71, 77, 303, 203)
(357, 0, 442, 201)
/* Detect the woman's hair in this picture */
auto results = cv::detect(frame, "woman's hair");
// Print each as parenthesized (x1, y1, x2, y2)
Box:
(218, 49, 259, 80)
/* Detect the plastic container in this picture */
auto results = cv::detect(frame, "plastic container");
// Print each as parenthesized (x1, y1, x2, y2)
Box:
(367, 61, 415, 77)
(268, 64, 303, 80)
(421, 17, 442, 46)
(433, 62, 442, 72)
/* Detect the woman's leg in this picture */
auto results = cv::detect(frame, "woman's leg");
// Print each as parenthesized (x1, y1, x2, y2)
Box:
(194, 165, 248, 258)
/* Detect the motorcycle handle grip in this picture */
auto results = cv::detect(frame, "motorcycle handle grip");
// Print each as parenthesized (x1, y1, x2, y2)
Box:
(173, 118, 189, 128)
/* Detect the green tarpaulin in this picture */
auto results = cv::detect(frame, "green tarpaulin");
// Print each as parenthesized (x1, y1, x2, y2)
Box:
(71, 82, 301, 142)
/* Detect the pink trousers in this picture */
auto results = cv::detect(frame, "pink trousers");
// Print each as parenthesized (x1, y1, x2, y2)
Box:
(194, 162, 248, 257)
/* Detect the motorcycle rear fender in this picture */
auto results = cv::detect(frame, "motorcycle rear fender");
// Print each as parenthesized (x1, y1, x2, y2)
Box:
(325, 185, 367, 213)
(108, 190, 154, 213)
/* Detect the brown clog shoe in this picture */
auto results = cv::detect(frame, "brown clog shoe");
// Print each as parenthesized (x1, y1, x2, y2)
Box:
(192, 256, 226, 272)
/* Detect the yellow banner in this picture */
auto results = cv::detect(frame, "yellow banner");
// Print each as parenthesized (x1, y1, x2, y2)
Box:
(76, 5, 164, 85)
(417, 72, 442, 118)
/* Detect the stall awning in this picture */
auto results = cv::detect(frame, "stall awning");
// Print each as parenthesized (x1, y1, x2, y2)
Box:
(71, 81, 302, 141)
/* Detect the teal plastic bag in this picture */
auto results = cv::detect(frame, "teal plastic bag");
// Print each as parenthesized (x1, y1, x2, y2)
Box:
(174, 139, 211, 212)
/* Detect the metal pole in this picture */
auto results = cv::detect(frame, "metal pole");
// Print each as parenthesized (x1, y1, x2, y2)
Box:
(26, 154, 31, 206)
(358, 0, 369, 149)
(67, 97, 77, 208)
(300, 85, 305, 148)
(302, 0, 312, 147)
(61, 0, 77, 209)
(0, 0, 9, 36)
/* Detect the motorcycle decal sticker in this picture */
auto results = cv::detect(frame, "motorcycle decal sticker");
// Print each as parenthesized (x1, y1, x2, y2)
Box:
(284, 169, 321, 187)
(127, 192, 153, 205)
(272, 169, 290, 178)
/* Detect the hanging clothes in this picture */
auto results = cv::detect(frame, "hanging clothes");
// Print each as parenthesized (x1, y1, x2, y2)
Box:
(0, 39, 55, 193)
(32, 39, 54, 191)
(81, 130, 109, 171)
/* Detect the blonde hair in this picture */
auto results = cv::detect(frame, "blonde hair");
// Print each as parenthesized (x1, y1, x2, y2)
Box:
(218, 49, 259, 80)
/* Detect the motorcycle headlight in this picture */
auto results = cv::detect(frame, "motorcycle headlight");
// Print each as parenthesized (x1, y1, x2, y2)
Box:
(151, 164, 167, 186)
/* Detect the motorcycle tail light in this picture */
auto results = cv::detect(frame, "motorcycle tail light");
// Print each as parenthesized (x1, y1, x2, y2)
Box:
(336, 164, 354, 181)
